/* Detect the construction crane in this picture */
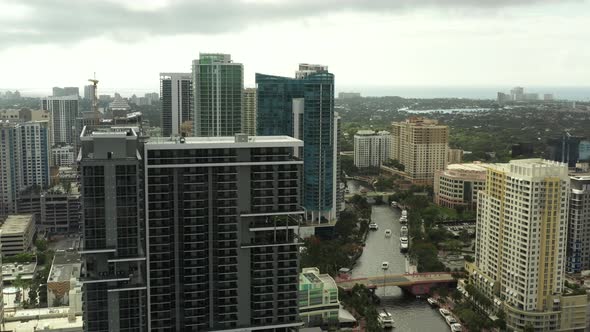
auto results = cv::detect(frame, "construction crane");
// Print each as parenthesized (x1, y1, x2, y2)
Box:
(88, 73, 99, 121)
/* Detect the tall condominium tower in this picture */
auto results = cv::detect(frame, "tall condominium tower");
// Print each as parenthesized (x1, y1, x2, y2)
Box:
(566, 175, 590, 273)
(144, 133, 302, 331)
(353, 130, 391, 169)
(42, 96, 79, 146)
(0, 121, 50, 218)
(467, 159, 587, 331)
(79, 126, 147, 332)
(160, 73, 192, 137)
(192, 53, 243, 137)
(256, 64, 340, 223)
(242, 88, 257, 136)
(80, 129, 303, 331)
(391, 117, 448, 185)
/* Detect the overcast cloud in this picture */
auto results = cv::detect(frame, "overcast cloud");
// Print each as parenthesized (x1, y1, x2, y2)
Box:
(0, 0, 588, 96)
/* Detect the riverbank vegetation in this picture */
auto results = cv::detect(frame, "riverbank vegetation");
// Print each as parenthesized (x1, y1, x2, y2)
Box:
(339, 285, 383, 332)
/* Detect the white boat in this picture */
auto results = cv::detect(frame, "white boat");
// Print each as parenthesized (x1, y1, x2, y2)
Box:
(369, 223, 378, 230)
(401, 210, 408, 218)
(427, 297, 438, 307)
(400, 225, 408, 237)
(445, 315, 457, 324)
(439, 308, 451, 316)
(384, 229, 392, 237)
(399, 216, 408, 224)
(378, 310, 395, 328)
(381, 261, 389, 270)
(391, 201, 398, 208)
(451, 323, 463, 332)
(400, 237, 409, 252)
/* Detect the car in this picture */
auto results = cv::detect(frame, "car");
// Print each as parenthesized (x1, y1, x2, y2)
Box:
(369, 223, 378, 230)
(384, 229, 392, 237)
(381, 261, 389, 270)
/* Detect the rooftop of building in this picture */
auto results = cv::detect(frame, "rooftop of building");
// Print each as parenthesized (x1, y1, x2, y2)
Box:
(1, 214, 34, 235)
(446, 163, 490, 172)
(43, 95, 78, 101)
(300, 267, 337, 290)
(80, 125, 139, 139)
(48, 250, 81, 283)
(3, 308, 82, 331)
(146, 134, 303, 148)
(2, 262, 37, 280)
(44, 183, 80, 196)
(393, 116, 445, 127)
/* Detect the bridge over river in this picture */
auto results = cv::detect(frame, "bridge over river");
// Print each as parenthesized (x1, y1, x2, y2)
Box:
(336, 272, 456, 296)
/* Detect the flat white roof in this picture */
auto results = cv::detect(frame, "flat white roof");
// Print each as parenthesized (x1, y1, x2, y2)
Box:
(447, 163, 489, 172)
(1, 214, 33, 235)
(146, 135, 303, 149)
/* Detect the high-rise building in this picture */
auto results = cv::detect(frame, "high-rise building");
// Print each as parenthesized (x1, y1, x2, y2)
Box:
(80, 128, 303, 331)
(83, 85, 94, 100)
(353, 130, 391, 169)
(566, 175, 590, 274)
(144, 133, 302, 330)
(41, 184, 81, 234)
(257, 64, 340, 223)
(466, 159, 587, 331)
(53, 87, 80, 98)
(42, 96, 79, 146)
(242, 87, 257, 136)
(192, 53, 243, 137)
(79, 126, 147, 332)
(497, 92, 511, 104)
(391, 117, 448, 185)
(52, 145, 76, 167)
(447, 148, 463, 164)
(510, 86, 525, 101)
(546, 132, 584, 168)
(160, 73, 192, 137)
(0, 121, 50, 218)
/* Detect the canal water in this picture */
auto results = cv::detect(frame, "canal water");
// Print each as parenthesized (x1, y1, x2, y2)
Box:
(347, 180, 448, 331)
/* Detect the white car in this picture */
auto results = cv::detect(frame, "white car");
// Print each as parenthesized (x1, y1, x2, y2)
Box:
(381, 261, 389, 270)
(384, 229, 392, 237)
(369, 223, 378, 230)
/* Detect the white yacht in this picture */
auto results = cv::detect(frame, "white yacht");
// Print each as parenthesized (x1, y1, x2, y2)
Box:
(378, 310, 395, 328)
(400, 225, 408, 237)
(451, 323, 463, 332)
(369, 222, 378, 230)
(384, 229, 392, 237)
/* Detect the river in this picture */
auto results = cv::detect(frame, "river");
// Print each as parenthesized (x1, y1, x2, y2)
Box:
(347, 180, 448, 331)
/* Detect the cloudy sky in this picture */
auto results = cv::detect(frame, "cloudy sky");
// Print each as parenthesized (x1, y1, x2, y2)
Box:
(0, 0, 589, 97)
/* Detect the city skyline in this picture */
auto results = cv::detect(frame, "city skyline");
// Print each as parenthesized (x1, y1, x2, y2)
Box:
(1, 0, 590, 96)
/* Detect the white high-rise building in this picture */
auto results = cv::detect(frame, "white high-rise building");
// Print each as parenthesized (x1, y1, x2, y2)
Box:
(51, 145, 75, 167)
(566, 175, 590, 274)
(0, 121, 50, 218)
(353, 130, 391, 169)
(42, 96, 79, 146)
(466, 159, 587, 331)
(160, 73, 192, 137)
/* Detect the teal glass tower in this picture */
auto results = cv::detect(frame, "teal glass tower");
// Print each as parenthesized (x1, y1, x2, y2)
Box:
(192, 53, 243, 137)
(256, 64, 340, 223)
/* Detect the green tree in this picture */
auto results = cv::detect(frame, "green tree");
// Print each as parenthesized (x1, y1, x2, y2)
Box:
(524, 322, 535, 332)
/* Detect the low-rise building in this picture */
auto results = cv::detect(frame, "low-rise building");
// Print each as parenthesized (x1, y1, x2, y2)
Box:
(47, 250, 81, 307)
(434, 163, 487, 210)
(299, 267, 340, 327)
(0, 214, 35, 256)
(41, 184, 81, 234)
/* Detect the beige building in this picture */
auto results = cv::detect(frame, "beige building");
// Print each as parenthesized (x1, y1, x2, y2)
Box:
(467, 159, 587, 331)
(353, 130, 391, 169)
(434, 163, 487, 210)
(391, 117, 449, 185)
(242, 88, 257, 136)
(0, 214, 35, 256)
(447, 148, 463, 164)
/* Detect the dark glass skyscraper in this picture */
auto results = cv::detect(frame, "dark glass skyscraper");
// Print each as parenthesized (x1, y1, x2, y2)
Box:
(256, 64, 340, 223)
(160, 73, 192, 137)
(80, 128, 302, 331)
(79, 126, 147, 332)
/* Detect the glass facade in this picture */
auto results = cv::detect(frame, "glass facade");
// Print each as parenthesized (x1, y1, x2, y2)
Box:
(256, 71, 336, 221)
(192, 54, 243, 137)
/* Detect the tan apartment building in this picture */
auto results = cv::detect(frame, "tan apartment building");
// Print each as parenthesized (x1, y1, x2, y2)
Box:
(0, 214, 35, 256)
(466, 159, 587, 331)
(391, 117, 449, 185)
